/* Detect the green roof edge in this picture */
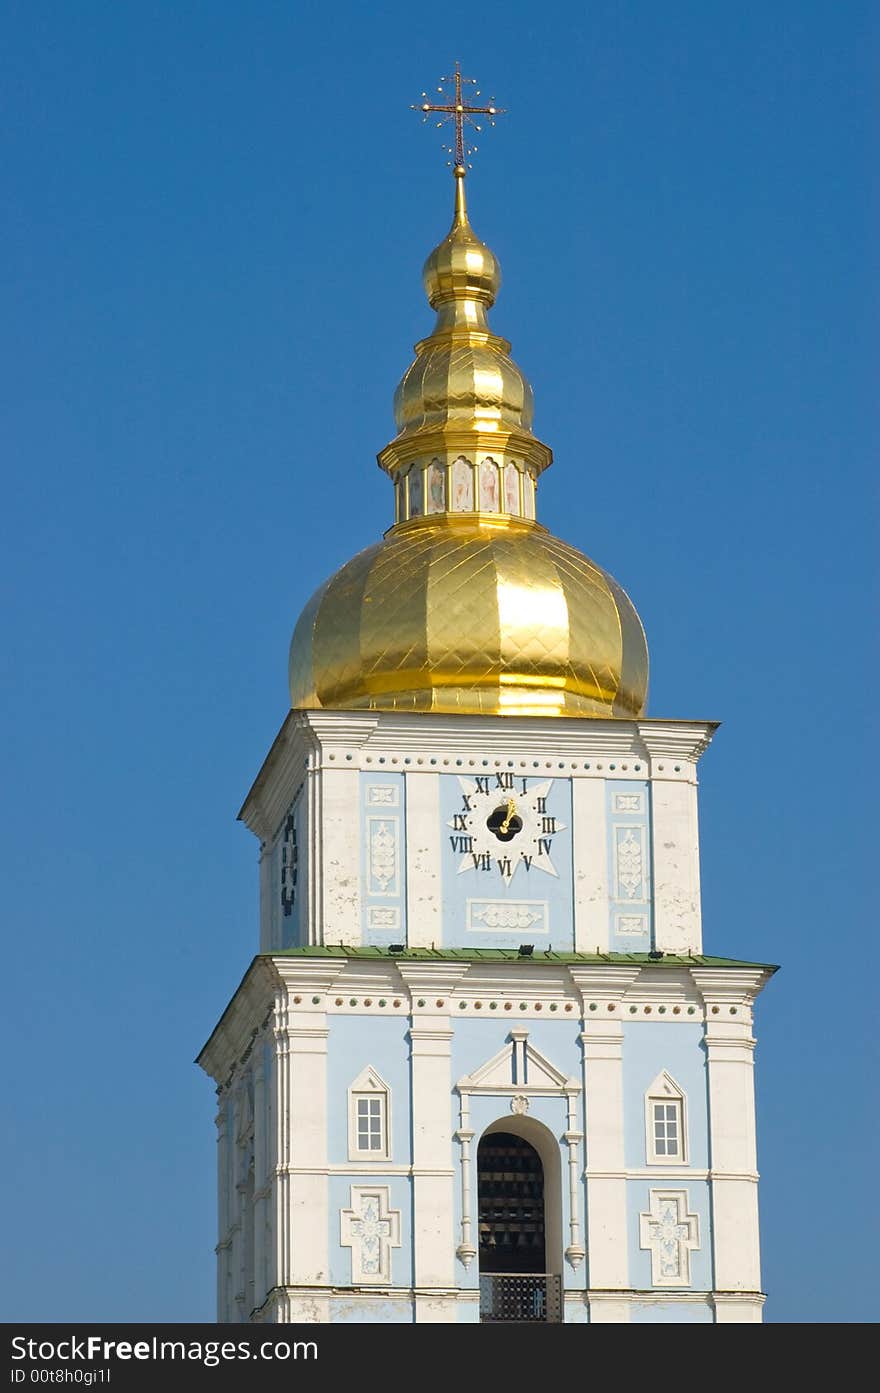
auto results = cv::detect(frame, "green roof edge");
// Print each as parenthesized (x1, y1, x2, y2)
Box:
(258, 946, 778, 971)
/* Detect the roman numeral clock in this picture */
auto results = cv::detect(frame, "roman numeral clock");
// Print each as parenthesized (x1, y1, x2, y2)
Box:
(448, 772, 566, 881)
(443, 769, 573, 945)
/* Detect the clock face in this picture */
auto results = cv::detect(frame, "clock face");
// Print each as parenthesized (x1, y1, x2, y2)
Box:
(447, 772, 566, 885)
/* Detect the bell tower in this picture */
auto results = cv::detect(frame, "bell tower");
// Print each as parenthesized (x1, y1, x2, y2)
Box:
(198, 69, 776, 1324)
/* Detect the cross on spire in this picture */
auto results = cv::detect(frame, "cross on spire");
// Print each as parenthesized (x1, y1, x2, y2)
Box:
(413, 61, 505, 169)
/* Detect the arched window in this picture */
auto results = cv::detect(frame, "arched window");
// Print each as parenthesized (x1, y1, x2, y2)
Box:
(645, 1071, 688, 1165)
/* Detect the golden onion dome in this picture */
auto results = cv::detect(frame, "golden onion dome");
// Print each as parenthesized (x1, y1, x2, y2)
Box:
(289, 516, 647, 718)
(288, 168, 649, 719)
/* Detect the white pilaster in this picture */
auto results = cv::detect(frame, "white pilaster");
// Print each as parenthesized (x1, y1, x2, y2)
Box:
(692, 968, 771, 1305)
(650, 772, 702, 954)
(231, 1083, 248, 1320)
(398, 963, 465, 1322)
(405, 773, 442, 947)
(319, 766, 361, 945)
(570, 967, 639, 1294)
(572, 777, 608, 952)
(252, 1039, 269, 1311)
(713, 1293, 766, 1323)
(215, 1099, 231, 1321)
(285, 1017, 329, 1286)
(271, 1005, 291, 1308)
(408, 1022, 455, 1317)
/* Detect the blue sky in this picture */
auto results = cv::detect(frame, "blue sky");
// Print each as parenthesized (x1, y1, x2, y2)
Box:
(2, 1, 876, 1323)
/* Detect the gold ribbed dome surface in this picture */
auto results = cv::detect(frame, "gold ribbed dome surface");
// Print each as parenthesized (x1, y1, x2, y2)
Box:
(289, 515, 648, 718)
(287, 164, 649, 720)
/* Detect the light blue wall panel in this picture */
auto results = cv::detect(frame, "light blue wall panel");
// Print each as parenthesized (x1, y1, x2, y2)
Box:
(606, 779, 652, 951)
(451, 1017, 583, 1085)
(326, 1016, 411, 1166)
(360, 772, 406, 947)
(626, 1178, 713, 1293)
(327, 1173, 413, 1289)
(563, 1297, 590, 1323)
(621, 1023, 708, 1170)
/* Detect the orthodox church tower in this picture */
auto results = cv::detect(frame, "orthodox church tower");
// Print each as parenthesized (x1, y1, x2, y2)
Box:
(198, 74, 776, 1324)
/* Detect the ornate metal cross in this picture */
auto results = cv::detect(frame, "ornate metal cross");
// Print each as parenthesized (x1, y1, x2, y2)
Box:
(413, 60, 505, 168)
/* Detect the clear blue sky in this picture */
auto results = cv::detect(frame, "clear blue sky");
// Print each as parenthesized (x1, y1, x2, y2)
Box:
(2, 1, 876, 1324)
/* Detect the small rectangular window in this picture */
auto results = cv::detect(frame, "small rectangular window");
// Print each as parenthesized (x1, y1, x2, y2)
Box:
(652, 1100, 681, 1159)
(355, 1094, 387, 1154)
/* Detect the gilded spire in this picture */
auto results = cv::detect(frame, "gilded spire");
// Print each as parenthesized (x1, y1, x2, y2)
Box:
(378, 75, 550, 525)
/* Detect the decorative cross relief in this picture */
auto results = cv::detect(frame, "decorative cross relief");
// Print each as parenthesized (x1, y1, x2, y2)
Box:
(639, 1190, 700, 1287)
(340, 1187, 401, 1285)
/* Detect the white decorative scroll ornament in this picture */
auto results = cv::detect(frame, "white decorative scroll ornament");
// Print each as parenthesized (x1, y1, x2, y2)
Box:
(469, 901, 545, 931)
(639, 1190, 700, 1287)
(616, 914, 647, 936)
(613, 793, 643, 813)
(340, 1187, 401, 1284)
(616, 827, 644, 900)
(367, 906, 400, 929)
(369, 820, 396, 892)
(510, 1095, 530, 1115)
(367, 785, 398, 806)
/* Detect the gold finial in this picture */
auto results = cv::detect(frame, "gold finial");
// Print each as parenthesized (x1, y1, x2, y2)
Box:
(412, 60, 505, 171)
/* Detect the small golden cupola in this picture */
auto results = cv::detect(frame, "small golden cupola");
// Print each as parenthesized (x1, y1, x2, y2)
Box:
(288, 86, 648, 718)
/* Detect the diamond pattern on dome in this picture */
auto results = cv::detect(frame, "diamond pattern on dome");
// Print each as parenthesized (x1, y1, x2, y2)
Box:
(426, 534, 502, 679)
(359, 535, 430, 694)
(289, 518, 648, 718)
(309, 545, 380, 707)
(547, 535, 622, 705)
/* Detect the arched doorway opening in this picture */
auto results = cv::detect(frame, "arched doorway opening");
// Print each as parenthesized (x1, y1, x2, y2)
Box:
(478, 1131, 546, 1273)
(477, 1129, 561, 1322)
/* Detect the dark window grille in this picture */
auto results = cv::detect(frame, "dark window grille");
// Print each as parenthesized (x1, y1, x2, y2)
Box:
(479, 1273, 562, 1324)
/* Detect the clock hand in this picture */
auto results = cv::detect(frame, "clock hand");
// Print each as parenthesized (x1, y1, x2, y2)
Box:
(499, 797, 517, 835)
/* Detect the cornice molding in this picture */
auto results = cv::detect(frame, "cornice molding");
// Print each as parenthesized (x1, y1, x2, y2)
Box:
(196, 957, 278, 1083)
(274, 959, 349, 994)
(237, 710, 722, 843)
(636, 720, 719, 762)
(569, 966, 641, 998)
(689, 967, 776, 1001)
(395, 963, 471, 991)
